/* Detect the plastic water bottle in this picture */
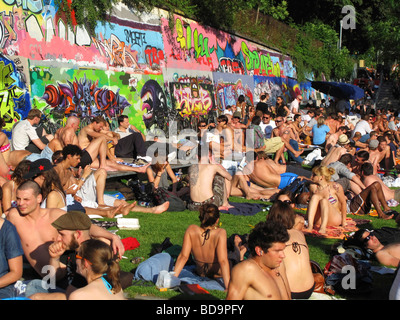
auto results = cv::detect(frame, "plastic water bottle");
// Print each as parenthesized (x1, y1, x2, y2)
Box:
(138, 201, 150, 207)
(175, 169, 182, 181)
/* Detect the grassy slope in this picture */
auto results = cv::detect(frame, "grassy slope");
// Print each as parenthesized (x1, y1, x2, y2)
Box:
(114, 195, 399, 300)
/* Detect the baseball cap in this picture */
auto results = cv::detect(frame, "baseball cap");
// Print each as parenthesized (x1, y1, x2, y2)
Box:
(369, 139, 379, 149)
(23, 158, 54, 179)
(51, 211, 92, 231)
(233, 111, 241, 118)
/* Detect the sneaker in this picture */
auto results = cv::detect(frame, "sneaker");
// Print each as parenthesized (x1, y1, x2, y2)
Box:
(137, 155, 152, 163)
(167, 151, 176, 162)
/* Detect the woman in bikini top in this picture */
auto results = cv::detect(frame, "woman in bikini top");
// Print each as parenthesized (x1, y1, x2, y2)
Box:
(69, 239, 126, 300)
(266, 200, 315, 299)
(173, 203, 231, 289)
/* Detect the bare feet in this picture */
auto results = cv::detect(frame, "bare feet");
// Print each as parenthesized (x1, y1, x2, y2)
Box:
(120, 202, 137, 216)
(380, 213, 394, 220)
(246, 192, 260, 200)
(151, 201, 169, 214)
(293, 149, 304, 158)
(134, 164, 149, 173)
(106, 204, 124, 218)
(219, 204, 235, 211)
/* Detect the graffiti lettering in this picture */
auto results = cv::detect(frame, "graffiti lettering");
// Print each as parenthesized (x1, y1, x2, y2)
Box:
(172, 83, 213, 116)
(124, 29, 147, 47)
(0, 60, 24, 131)
(241, 42, 281, 77)
(175, 18, 214, 66)
(4, 0, 43, 14)
(219, 58, 245, 74)
(93, 34, 138, 69)
(144, 46, 164, 68)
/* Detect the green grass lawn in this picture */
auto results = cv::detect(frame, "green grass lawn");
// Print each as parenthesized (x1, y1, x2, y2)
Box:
(111, 195, 400, 300)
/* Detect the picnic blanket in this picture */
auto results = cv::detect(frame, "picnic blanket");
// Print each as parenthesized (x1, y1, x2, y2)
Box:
(220, 202, 265, 216)
(302, 218, 371, 239)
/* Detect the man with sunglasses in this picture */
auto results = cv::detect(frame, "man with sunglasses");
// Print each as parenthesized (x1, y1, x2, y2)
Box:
(27, 210, 132, 299)
(259, 111, 276, 139)
(355, 228, 400, 300)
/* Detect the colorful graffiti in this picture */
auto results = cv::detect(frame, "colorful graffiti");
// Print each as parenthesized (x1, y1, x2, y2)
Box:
(162, 16, 296, 79)
(213, 73, 254, 110)
(0, 54, 29, 136)
(170, 80, 215, 117)
(41, 74, 130, 119)
(0, 1, 317, 139)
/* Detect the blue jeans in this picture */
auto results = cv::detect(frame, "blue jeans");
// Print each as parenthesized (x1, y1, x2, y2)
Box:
(134, 253, 174, 283)
(0, 284, 17, 300)
(288, 139, 304, 164)
(134, 253, 225, 291)
(359, 134, 370, 143)
(25, 145, 54, 162)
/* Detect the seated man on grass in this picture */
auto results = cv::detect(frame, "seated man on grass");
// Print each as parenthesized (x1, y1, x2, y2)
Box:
(187, 147, 233, 211)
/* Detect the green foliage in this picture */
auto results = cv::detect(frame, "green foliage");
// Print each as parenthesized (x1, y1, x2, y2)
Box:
(60, 0, 356, 81)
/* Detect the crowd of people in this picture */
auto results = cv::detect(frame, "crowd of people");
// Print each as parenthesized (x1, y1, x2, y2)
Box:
(1, 89, 400, 300)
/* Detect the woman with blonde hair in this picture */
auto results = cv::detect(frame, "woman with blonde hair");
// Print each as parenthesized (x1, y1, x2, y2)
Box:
(312, 116, 330, 148)
(69, 239, 125, 300)
(305, 165, 347, 234)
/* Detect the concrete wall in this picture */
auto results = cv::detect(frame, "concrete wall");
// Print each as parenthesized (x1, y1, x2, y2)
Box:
(0, 1, 318, 137)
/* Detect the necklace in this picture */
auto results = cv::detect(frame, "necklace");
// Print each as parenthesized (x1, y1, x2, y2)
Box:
(250, 259, 291, 298)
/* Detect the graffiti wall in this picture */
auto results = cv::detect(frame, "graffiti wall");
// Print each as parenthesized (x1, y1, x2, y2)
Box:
(0, 1, 318, 137)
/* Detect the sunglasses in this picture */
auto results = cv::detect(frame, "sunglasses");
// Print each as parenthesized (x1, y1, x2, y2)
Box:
(278, 199, 292, 205)
(263, 117, 270, 119)
(275, 120, 283, 123)
(198, 124, 206, 127)
(76, 254, 92, 265)
(363, 233, 374, 244)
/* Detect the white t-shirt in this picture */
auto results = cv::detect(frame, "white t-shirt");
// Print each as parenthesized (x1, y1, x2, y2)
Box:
(352, 120, 371, 137)
(11, 119, 39, 151)
(259, 121, 276, 139)
(114, 127, 133, 139)
(289, 99, 299, 114)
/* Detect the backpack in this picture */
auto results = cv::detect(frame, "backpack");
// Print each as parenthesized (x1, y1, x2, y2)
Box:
(323, 253, 373, 296)
(153, 187, 187, 212)
(280, 177, 310, 198)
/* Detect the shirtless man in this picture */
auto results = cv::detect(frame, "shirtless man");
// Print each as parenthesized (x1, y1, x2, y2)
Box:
(367, 138, 387, 174)
(226, 221, 291, 300)
(187, 148, 233, 211)
(360, 162, 400, 203)
(243, 153, 307, 190)
(271, 116, 304, 164)
(56, 116, 80, 147)
(6, 180, 125, 277)
(77, 116, 110, 169)
(325, 126, 348, 153)
(377, 136, 392, 171)
(209, 114, 235, 161)
(360, 230, 400, 268)
(321, 134, 353, 166)
(55, 144, 168, 216)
